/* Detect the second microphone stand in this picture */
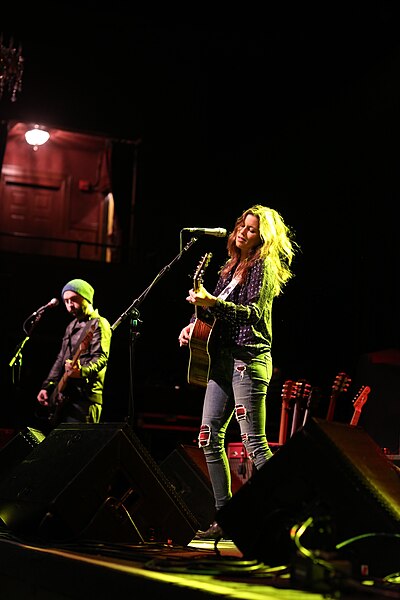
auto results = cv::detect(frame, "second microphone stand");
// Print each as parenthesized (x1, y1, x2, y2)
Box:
(9, 309, 48, 393)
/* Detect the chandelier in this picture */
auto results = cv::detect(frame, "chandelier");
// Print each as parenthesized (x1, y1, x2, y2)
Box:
(0, 34, 24, 102)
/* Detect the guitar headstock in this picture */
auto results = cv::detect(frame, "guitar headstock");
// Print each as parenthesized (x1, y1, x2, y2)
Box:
(281, 380, 298, 408)
(306, 386, 322, 410)
(295, 379, 312, 403)
(193, 252, 212, 292)
(331, 371, 352, 396)
(353, 385, 371, 411)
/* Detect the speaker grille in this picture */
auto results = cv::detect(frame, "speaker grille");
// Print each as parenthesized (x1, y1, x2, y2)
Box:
(160, 444, 214, 530)
(0, 427, 45, 481)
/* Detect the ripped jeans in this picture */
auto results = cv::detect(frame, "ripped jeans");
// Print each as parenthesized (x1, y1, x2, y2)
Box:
(198, 349, 273, 511)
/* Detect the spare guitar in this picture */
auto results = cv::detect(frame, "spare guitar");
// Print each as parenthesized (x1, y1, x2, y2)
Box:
(290, 379, 311, 436)
(47, 321, 97, 427)
(349, 385, 371, 426)
(302, 386, 322, 427)
(187, 252, 214, 387)
(326, 371, 352, 421)
(279, 380, 298, 445)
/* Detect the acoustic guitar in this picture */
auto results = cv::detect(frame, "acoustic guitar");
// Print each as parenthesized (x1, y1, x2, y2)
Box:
(302, 385, 322, 427)
(47, 321, 96, 426)
(279, 379, 298, 445)
(187, 252, 214, 387)
(290, 379, 311, 436)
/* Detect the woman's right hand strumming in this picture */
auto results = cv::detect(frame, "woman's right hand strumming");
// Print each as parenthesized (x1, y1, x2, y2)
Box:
(178, 323, 193, 347)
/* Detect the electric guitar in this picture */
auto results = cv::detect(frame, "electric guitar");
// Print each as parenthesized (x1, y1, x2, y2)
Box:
(349, 385, 371, 426)
(47, 321, 96, 426)
(279, 380, 298, 445)
(187, 252, 214, 387)
(326, 371, 352, 421)
(302, 386, 322, 427)
(290, 379, 311, 436)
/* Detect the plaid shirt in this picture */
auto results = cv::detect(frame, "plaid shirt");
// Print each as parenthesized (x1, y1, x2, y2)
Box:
(201, 259, 275, 357)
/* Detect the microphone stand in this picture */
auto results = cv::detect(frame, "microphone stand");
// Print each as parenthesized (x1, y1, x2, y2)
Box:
(111, 236, 199, 428)
(9, 336, 30, 388)
(9, 311, 45, 390)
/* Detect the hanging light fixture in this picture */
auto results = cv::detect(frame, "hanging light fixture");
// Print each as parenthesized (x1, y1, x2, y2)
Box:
(25, 124, 50, 151)
(0, 33, 24, 102)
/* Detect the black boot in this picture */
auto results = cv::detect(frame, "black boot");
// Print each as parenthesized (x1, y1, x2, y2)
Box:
(194, 521, 224, 541)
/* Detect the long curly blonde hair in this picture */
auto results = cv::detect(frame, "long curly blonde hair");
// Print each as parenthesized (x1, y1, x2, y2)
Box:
(220, 204, 299, 296)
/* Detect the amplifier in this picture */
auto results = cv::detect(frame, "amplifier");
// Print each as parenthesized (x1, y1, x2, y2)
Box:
(227, 443, 253, 490)
(228, 441, 282, 491)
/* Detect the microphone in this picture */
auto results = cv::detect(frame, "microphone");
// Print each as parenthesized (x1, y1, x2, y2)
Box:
(33, 298, 60, 315)
(183, 227, 227, 237)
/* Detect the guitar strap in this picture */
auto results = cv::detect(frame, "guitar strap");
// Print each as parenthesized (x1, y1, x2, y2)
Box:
(217, 276, 240, 300)
(69, 318, 97, 359)
(196, 278, 238, 322)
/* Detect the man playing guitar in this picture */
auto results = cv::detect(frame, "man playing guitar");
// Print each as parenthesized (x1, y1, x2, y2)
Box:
(37, 279, 112, 428)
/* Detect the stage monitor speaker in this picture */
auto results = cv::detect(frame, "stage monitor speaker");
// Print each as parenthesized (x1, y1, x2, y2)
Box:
(160, 444, 215, 530)
(0, 427, 45, 481)
(217, 418, 400, 576)
(0, 423, 198, 546)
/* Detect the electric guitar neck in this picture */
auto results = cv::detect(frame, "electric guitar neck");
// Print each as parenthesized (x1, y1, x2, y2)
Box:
(47, 322, 96, 426)
(350, 385, 371, 426)
(326, 371, 351, 421)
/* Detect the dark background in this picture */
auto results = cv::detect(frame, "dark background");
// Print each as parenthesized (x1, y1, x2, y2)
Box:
(1, 5, 400, 454)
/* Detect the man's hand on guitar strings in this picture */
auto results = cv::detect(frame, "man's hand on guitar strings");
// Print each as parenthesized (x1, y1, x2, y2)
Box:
(64, 359, 81, 378)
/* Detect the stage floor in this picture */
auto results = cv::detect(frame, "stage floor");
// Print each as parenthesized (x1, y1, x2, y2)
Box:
(0, 530, 398, 600)
(0, 422, 399, 598)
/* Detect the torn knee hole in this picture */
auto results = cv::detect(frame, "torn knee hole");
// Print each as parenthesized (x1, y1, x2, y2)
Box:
(235, 365, 247, 379)
(235, 404, 247, 420)
(198, 424, 211, 447)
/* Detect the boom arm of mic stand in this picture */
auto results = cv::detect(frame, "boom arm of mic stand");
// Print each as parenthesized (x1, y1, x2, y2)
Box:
(9, 336, 30, 368)
(9, 335, 30, 387)
(111, 305, 140, 332)
(111, 236, 198, 332)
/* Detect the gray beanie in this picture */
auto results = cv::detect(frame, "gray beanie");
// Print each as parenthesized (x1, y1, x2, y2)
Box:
(61, 279, 94, 304)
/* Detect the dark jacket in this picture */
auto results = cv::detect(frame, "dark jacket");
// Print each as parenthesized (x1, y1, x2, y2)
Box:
(41, 309, 112, 405)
